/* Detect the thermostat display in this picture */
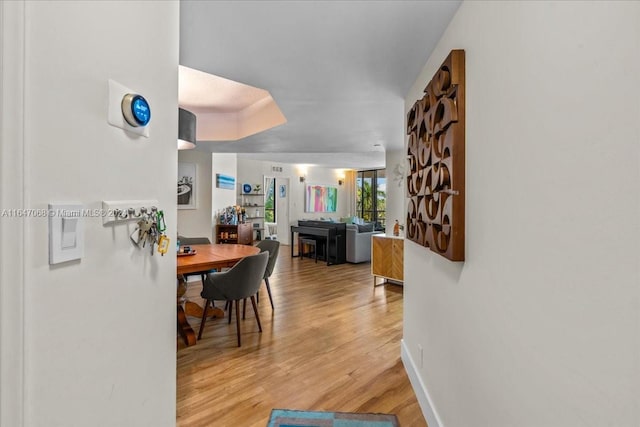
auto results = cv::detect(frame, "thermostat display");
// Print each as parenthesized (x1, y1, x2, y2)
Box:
(121, 93, 151, 127)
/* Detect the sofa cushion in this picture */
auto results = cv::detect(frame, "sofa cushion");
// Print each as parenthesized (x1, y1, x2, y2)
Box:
(357, 223, 374, 233)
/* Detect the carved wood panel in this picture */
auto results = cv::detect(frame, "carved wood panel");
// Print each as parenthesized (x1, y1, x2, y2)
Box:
(406, 49, 465, 261)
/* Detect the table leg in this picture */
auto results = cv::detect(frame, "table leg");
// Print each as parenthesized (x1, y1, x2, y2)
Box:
(177, 304, 197, 346)
(177, 277, 196, 346)
(184, 300, 224, 319)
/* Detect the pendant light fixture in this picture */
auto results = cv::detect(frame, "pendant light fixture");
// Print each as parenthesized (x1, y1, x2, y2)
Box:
(178, 108, 196, 150)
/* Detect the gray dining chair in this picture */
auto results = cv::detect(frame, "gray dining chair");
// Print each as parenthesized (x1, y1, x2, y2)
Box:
(178, 235, 213, 283)
(242, 239, 280, 318)
(198, 251, 269, 346)
(256, 239, 280, 310)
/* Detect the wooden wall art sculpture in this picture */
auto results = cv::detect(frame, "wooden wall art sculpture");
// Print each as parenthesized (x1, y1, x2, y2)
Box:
(406, 49, 465, 261)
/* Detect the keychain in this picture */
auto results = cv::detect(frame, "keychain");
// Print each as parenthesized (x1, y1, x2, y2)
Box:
(128, 208, 169, 256)
(157, 234, 170, 255)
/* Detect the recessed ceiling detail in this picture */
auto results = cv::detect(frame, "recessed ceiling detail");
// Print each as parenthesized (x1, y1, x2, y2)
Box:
(178, 65, 286, 141)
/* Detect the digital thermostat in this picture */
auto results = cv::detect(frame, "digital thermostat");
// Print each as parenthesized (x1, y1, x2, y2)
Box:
(121, 93, 151, 127)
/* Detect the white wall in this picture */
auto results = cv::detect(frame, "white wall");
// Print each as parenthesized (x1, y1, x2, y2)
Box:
(237, 157, 350, 227)
(385, 148, 406, 236)
(0, 2, 26, 425)
(6, 2, 179, 426)
(402, 2, 640, 427)
(177, 150, 213, 240)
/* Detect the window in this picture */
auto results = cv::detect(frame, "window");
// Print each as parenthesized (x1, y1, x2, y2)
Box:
(356, 169, 386, 229)
(264, 177, 276, 222)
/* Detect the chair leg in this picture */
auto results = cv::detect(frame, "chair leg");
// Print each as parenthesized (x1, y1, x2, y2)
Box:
(265, 278, 274, 310)
(197, 299, 210, 340)
(228, 300, 233, 324)
(250, 295, 262, 333)
(242, 298, 247, 319)
(235, 300, 242, 347)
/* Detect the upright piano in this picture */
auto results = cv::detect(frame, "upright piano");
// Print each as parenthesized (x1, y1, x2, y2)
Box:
(291, 220, 346, 265)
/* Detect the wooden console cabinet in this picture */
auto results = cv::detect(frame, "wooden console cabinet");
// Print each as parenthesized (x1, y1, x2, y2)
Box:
(215, 223, 252, 245)
(371, 235, 404, 286)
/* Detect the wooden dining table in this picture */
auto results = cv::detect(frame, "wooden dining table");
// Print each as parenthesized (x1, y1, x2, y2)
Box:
(177, 243, 260, 346)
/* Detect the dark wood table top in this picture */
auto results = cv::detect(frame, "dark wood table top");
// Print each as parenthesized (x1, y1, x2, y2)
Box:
(177, 244, 260, 275)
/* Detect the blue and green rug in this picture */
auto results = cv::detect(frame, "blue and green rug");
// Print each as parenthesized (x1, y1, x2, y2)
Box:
(267, 409, 399, 427)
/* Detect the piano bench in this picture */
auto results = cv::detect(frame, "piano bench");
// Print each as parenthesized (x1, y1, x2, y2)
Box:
(299, 238, 318, 263)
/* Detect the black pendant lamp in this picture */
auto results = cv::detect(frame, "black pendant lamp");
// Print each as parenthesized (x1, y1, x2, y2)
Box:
(178, 108, 196, 150)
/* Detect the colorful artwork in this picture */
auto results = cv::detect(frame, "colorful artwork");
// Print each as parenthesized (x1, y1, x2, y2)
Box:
(216, 174, 235, 190)
(305, 184, 337, 213)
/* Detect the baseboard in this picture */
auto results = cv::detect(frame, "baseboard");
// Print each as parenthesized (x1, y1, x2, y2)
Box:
(401, 339, 443, 427)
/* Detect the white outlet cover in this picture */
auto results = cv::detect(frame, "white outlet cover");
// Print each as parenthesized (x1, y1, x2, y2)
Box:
(107, 79, 150, 138)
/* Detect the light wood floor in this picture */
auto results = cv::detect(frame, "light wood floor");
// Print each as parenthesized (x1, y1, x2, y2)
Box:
(177, 246, 426, 427)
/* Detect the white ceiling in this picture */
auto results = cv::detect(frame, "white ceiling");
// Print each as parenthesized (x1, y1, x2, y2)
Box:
(180, 0, 461, 169)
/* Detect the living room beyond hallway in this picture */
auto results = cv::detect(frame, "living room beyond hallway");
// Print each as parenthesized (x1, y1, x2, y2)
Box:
(177, 246, 425, 426)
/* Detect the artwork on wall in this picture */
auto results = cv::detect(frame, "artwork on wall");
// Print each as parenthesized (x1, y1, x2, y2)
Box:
(178, 162, 197, 209)
(305, 184, 337, 213)
(216, 174, 235, 190)
(279, 184, 287, 198)
(406, 49, 465, 261)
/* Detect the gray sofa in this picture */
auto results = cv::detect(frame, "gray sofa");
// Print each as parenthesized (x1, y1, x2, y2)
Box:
(345, 224, 384, 263)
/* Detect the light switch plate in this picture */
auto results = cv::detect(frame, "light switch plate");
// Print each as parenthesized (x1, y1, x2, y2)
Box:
(49, 203, 84, 265)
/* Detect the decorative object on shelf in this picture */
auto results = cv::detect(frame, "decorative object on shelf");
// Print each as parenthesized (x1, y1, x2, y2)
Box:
(406, 49, 465, 261)
(178, 162, 197, 209)
(253, 184, 261, 194)
(218, 205, 242, 225)
(216, 173, 235, 190)
(305, 184, 337, 213)
(242, 183, 253, 194)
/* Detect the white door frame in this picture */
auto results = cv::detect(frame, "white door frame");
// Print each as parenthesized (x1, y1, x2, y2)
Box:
(0, 2, 26, 426)
(275, 177, 290, 245)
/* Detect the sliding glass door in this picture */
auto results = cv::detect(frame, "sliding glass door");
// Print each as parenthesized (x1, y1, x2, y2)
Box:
(356, 169, 386, 229)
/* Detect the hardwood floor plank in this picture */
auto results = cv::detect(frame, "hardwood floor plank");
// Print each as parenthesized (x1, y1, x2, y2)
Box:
(177, 245, 426, 427)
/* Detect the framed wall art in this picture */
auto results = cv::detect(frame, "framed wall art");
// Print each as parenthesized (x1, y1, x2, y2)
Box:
(406, 49, 465, 261)
(305, 184, 337, 213)
(216, 173, 235, 190)
(178, 162, 197, 209)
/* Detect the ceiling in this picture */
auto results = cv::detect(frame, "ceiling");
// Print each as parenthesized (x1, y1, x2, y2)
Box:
(179, 0, 461, 169)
